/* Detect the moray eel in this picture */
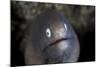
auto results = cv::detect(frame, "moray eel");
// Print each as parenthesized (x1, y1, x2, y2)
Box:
(21, 10, 80, 65)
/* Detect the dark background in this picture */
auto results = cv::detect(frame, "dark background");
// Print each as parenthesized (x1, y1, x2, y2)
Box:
(11, 1, 95, 66)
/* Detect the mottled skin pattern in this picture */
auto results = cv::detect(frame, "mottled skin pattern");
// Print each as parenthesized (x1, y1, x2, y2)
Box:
(20, 10, 80, 65)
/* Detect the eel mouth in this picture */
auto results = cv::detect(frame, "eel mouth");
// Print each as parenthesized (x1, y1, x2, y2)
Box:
(42, 38, 71, 64)
(42, 38, 70, 53)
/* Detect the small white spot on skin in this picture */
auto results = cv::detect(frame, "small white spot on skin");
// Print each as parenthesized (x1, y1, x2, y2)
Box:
(64, 23, 68, 31)
(46, 28, 51, 38)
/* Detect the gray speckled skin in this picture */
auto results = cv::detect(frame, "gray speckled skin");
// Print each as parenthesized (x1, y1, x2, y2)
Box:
(21, 10, 80, 65)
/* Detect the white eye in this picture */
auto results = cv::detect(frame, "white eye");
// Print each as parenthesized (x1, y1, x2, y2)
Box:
(46, 28, 51, 38)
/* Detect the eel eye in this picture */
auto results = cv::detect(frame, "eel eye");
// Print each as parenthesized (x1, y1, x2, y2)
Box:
(46, 28, 51, 38)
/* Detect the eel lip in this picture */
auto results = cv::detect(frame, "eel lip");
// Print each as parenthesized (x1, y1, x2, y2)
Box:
(42, 38, 70, 52)
(42, 38, 70, 64)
